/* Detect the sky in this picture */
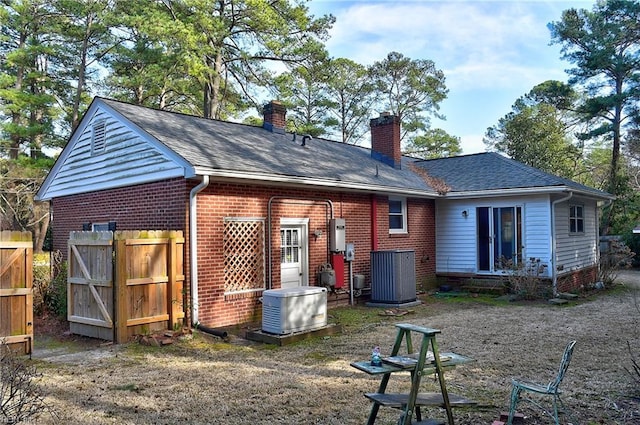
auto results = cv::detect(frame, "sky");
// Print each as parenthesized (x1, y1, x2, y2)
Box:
(306, 0, 596, 154)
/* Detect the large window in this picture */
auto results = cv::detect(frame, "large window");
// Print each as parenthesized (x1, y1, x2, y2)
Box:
(389, 197, 407, 234)
(569, 205, 584, 234)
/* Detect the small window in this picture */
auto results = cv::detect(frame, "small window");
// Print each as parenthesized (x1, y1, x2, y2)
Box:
(389, 197, 407, 234)
(88, 222, 116, 232)
(569, 205, 584, 233)
(91, 121, 107, 154)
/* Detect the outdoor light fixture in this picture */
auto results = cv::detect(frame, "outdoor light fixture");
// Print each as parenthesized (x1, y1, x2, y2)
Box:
(461, 210, 469, 218)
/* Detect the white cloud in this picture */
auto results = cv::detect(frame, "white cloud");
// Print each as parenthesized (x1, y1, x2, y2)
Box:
(459, 133, 486, 155)
(319, 1, 569, 90)
(307, 0, 595, 153)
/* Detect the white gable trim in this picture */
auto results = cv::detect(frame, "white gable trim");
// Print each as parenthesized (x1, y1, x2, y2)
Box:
(36, 98, 195, 201)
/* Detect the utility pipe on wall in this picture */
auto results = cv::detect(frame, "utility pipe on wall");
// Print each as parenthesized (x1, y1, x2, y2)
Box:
(371, 195, 378, 251)
(189, 175, 210, 326)
(551, 191, 573, 297)
(267, 196, 334, 289)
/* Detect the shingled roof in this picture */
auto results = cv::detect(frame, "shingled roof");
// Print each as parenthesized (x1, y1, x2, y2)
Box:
(39, 97, 613, 202)
(101, 98, 435, 197)
(413, 152, 613, 200)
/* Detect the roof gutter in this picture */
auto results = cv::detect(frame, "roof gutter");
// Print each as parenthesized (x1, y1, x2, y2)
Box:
(192, 167, 439, 199)
(444, 186, 612, 200)
(551, 191, 573, 297)
(189, 175, 209, 326)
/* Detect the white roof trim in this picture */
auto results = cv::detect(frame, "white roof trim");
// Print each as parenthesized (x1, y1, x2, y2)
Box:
(192, 167, 440, 198)
(441, 186, 614, 201)
(36, 98, 196, 201)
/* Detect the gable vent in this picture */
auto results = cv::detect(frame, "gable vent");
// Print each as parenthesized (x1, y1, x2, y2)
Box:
(91, 121, 107, 155)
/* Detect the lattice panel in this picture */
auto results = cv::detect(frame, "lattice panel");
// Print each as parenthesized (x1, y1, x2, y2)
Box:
(223, 219, 265, 293)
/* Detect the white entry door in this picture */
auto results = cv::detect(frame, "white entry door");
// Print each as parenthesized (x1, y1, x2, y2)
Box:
(280, 220, 308, 288)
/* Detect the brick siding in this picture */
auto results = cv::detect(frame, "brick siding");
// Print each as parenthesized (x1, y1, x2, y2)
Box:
(51, 178, 189, 262)
(557, 265, 599, 293)
(51, 179, 436, 329)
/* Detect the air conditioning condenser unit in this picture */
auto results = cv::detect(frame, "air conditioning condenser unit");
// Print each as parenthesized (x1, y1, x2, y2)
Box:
(262, 286, 327, 334)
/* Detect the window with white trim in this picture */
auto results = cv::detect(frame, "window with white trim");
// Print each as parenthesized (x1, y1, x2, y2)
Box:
(569, 205, 584, 234)
(388, 196, 407, 234)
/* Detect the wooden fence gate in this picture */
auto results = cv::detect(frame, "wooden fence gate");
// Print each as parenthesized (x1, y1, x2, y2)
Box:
(68, 230, 185, 343)
(0, 231, 33, 355)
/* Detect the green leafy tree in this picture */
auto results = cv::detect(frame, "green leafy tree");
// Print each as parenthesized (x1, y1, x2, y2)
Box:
(154, 0, 334, 120)
(404, 128, 461, 159)
(484, 81, 582, 179)
(369, 51, 448, 142)
(549, 0, 640, 232)
(0, 0, 62, 160)
(52, 0, 116, 130)
(0, 1, 62, 251)
(323, 58, 376, 145)
(272, 55, 332, 137)
(104, 0, 204, 114)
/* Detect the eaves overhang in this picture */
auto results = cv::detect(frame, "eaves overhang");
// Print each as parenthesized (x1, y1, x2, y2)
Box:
(440, 186, 615, 201)
(192, 167, 439, 199)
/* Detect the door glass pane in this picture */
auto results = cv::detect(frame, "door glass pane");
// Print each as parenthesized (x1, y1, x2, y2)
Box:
(494, 207, 515, 269)
(477, 207, 491, 271)
(516, 207, 523, 265)
(281, 228, 300, 264)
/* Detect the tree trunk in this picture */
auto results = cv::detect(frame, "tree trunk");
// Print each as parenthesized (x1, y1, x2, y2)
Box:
(32, 203, 50, 253)
(72, 14, 92, 131)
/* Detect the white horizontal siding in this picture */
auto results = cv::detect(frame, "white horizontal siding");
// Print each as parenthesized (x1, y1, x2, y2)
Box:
(435, 200, 481, 273)
(522, 195, 552, 276)
(39, 103, 191, 199)
(554, 197, 598, 273)
(436, 195, 553, 277)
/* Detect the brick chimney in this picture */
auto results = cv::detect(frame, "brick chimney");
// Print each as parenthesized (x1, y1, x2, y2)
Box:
(263, 100, 286, 134)
(370, 112, 401, 169)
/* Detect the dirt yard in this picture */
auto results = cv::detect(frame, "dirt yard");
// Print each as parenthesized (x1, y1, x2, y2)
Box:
(23, 274, 640, 425)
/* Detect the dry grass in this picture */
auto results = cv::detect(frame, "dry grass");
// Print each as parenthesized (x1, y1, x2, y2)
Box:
(29, 281, 640, 425)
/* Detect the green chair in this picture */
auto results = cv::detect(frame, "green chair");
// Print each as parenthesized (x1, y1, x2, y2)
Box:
(507, 340, 577, 425)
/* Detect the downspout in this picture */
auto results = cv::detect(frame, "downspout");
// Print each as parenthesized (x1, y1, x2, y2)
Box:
(189, 175, 210, 326)
(551, 192, 573, 297)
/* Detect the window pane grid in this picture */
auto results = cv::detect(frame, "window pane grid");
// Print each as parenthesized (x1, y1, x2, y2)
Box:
(569, 205, 584, 234)
(389, 197, 407, 233)
(280, 229, 300, 264)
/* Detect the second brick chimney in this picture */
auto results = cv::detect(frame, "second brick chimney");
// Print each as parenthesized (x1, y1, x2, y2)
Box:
(370, 112, 401, 169)
(263, 100, 286, 134)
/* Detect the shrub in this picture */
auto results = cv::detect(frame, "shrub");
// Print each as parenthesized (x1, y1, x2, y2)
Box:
(599, 238, 635, 285)
(32, 254, 51, 316)
(0, 341, 53, 423)
(501, 257, 549, 300)
(35, 251, 67, 318)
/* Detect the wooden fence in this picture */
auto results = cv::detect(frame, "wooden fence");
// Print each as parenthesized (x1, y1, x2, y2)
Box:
(0, 231, 33, 355)
(68, 230, 185, 343)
